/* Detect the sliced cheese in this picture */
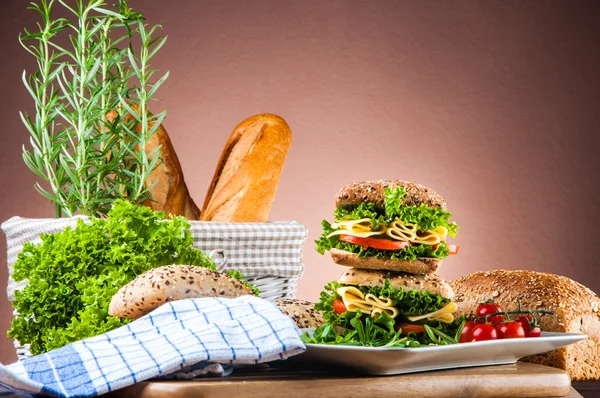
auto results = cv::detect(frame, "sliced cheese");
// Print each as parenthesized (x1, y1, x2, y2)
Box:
(336, 286, 399, 318)
(406, 302, 458, 324)
(327, 218, 386, 239)
(328, 217, 448, 246)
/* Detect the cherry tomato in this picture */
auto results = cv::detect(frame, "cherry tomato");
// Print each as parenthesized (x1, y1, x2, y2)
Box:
(395, 323, 426, 335)
(496, 322, 526, 339)
(339, 235, 409, 251)
(333, 299, 346, 315)
(515, 315, 532, 335)
(447, 244, 460, 255)
(459, 321, 479, 343)
(476, 302, 504, 324)
(528, 327, 542, 338)
(471, 323, 498, 341)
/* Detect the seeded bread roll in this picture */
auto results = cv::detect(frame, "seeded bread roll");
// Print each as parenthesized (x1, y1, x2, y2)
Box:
(450, 270, 600, 381)
(335, 180, 447, 210)
(339, 267, 454, 300)
(109, 265, 254, 320)
(330, 248, 442, 275)
(275, 299, 325, 329)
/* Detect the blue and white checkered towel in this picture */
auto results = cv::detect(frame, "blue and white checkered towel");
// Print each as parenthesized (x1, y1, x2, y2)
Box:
(0, 296, 305, 397)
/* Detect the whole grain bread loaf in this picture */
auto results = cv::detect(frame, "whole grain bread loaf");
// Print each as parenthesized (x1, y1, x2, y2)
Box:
(450, 270, 600, 380)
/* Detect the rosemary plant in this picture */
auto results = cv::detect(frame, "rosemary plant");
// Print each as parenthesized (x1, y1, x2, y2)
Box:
(19, 0, 168, 217)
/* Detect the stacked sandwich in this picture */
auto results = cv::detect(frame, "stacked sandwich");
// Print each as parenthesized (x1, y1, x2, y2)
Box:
(309, 180, 461, 347)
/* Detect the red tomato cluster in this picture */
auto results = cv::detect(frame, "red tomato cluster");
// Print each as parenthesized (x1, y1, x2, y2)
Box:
(459, 302, 542, 343)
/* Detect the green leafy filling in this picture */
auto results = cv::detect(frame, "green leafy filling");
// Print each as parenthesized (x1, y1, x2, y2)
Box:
(317, 186, 458, 259)
(302, 280, 461, 347)
(315, 220, 450, 261)
(8, 200, 258, 355)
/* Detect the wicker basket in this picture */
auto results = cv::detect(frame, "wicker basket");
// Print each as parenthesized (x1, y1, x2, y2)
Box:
(2, 217, 307, 360)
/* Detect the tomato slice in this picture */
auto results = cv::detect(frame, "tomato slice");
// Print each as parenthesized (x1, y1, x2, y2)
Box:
(395, 323, 426, 335)
(447, 244, 459, 255)
(333, 299, 347, 315)
(339, 235, 409, 251)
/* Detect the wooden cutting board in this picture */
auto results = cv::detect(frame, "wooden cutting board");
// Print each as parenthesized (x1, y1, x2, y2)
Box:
(111, 362, 575, 398)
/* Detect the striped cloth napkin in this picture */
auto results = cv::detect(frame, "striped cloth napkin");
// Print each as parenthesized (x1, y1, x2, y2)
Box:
(0, 296, 305, 397)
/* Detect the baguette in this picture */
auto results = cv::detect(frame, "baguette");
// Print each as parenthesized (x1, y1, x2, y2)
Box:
(107, 108, 200, 219)
(138, 119, 200, 219)
(450, 270, 600, 380)
(200, 114, 292, 222)
(330, 248, 442, 275)
(109, 265, 253, 320)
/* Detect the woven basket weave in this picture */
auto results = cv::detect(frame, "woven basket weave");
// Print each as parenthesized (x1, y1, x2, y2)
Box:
(2, 216, 307, 360)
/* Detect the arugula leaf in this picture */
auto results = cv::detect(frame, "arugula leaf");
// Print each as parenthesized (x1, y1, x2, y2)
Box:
(309, 279, 464, 347)
(8, 200, 258, 354)
(304, 306, 461, 348)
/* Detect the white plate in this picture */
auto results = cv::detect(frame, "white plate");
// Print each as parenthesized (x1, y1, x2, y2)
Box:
(293, 330, 586, 375)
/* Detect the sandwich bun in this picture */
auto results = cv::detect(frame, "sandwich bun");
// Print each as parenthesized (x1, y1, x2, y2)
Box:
(275, 299, 325, 328)
(335, 180, 447, 210)
(330, 248, 442, 275)
(338, 267, 454, 300)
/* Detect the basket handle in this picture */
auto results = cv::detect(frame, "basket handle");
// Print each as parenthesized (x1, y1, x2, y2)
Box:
(208, 249, 228, 272)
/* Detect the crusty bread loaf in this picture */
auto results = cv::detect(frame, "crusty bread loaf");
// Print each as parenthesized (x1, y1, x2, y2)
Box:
(275, 299, 325, 328)
(339, 267, 454, 299)
(109, 265, 253, 320)
(139, 120, 200, 220)
(450, 270, 600, 380)
(107, 107, 200, 219)
(200, 114, 292, 222)
(335, 180, 447, 210)
(330, 248, 442, 275)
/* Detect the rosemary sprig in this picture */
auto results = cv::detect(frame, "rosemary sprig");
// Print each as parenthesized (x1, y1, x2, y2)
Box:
(20, 0, 168, 217)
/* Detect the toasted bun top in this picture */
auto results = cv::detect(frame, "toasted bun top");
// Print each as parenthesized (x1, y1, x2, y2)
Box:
(338, 268, 454, 299)
(335, 180, 447, 210)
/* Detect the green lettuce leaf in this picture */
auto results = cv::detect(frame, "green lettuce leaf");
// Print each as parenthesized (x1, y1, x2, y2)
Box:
(8, 200, 258, 355)
(315, 220, 450, 260)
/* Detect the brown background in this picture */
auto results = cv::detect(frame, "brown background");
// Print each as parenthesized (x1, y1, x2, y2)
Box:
(1, 0, 599, 363)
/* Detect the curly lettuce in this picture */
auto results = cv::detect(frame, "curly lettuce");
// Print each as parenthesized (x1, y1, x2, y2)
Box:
(8, 200, 258, 355)
(315, 220, 450, 260)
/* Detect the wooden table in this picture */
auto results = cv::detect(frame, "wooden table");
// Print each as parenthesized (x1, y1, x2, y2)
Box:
(110, 362, 590, 398)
